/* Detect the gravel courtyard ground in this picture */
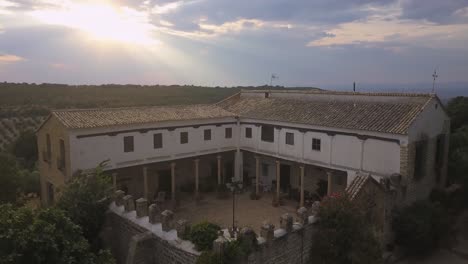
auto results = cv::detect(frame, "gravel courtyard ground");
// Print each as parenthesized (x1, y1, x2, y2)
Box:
(174, 192, 298, 233)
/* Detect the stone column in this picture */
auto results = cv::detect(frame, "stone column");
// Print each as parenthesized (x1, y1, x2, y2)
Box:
(217, 155, 222, 185)
(143, 166, 149, 200)
(300, 165, 305, 207)
(112, 173, 117, 191)
(276, 160, 281, 200)
(154, 171, 160, 194)
(255, 156, 260, 196)
(327, 170, 333, 196)
(194, 159, 199, 197)
(234, 150, 243, 182)
(171, 162, 176, 201)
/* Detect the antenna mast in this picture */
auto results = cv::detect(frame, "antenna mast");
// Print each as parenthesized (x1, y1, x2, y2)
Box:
(270, 73, 278, 86)
(432, 69, 438, 93)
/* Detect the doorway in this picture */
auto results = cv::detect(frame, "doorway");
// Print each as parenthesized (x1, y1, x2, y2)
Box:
(280, 164, 291, 193)
(158, 169, 171, 194)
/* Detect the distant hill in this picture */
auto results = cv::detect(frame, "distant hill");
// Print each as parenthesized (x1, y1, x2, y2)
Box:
(0, 82, 321, 151)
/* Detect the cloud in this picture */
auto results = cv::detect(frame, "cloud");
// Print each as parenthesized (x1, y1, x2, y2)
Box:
(0, 54, 24, 63)
(308, 4, 468, 50)
(399, 0, 468, 24)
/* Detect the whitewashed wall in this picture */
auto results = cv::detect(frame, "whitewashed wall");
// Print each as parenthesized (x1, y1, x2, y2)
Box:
(68, 118, 237, 173)
(239, 119, 403, 178)
(68, 115, 405, 181)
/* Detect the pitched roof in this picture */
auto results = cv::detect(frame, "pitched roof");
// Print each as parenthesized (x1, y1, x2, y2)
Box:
(52, 104, 235, 129)
(219, 91, 434, 134)
(345, 172, 384, 200)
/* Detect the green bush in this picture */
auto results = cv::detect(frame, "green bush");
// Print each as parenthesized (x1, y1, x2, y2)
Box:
(196, 251, 223, 264)
(310, 194, 382, 264)
(392, 200, 451, 255)
(0, 204, 114, 264)
(188, 222, 221, 251)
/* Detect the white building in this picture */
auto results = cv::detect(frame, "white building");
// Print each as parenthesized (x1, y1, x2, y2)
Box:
(37, 90, 450, 206)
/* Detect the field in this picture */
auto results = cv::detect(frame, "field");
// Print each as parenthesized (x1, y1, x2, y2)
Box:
(0, 83, 322, 151)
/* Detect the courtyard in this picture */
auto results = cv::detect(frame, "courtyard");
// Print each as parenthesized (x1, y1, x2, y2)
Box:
(173, 191, 299, 233)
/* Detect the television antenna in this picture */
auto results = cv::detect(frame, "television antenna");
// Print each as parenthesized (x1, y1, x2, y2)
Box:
(432, 68, 438, 93)
(270, 73, 278, 86)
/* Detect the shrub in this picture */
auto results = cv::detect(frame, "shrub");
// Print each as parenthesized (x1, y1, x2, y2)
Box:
(56, 164, 112, 252)
(188, 221, 221, 251)
(0, 204, 114, 264)
(196, 251, 223, 264)
(392, 200, 451, 255)
(310, 194, 382, 264)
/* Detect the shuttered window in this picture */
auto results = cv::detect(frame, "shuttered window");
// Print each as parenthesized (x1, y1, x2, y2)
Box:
(154, 133, 163, 149)
(312, 138, 321, 151)
(245, 127, 252, 138)
(124, 136, 134, 152)
(285, 132, 294, 145)
(225, 127, 232, 139)
(180, 132, 188, 144)
(261, 125, 274, 142)
(204, 129, 211, 141)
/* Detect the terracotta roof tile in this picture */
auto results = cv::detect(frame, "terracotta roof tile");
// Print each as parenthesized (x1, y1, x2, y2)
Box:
(52, 104, 235, 129)
(219, 93, 433, 134)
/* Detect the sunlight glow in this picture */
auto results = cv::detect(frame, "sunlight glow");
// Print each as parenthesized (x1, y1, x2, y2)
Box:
(29, 2, 158, 46)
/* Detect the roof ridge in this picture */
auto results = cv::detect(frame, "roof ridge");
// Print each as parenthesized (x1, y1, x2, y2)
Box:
(243, 89, 435, 97)
(51, 103, 219, 112)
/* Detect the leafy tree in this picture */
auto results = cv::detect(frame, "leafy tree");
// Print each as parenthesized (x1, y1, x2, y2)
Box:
(310, 194, 382, 264)
(0, 154, 20, 203)
(11, 130, 38, 170)
(56, 164, 112, 252)
(446, 96, 468, 131)
(188, 222, 221, 251)
(392, 200, 450, 256)
(0, 204, 113, 264)
(448, 125, 468, 183)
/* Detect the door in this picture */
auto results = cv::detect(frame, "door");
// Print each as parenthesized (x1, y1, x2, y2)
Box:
(158, 169, 171, 194)
(280, 164, 291, 193)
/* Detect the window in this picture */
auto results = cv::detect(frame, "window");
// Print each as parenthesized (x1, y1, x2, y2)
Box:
(262, 163, 269, 177)
(153, 133, 163, 149)
(58, 139, 65, 171)
(312, 138, 321, 151)
(204, 129, 211, 141)
(180, 131, 188, 144)
(225, 127, 232, 139)
(414, 140, 428, 181)
(261, 125, 274, 142)
(435, 134, 445, 182)
(435, 134, 445, 168)
(124, 136, 134, 152)
(245, 127, 252, 138)
(285, 132, 294, 145)
(44, 134, 51, 162)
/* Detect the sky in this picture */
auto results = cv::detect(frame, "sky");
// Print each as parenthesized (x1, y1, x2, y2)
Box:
(0, 0, 468, 88)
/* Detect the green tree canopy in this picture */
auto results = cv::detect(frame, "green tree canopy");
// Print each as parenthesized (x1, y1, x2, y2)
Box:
(0, 204, 113, 264)
(56, 165, 113, 252)
(310, 194, 382, 264)
(0, 154, 20, 203)
(11, 130, 38, 170)
(446, 96, 468, 131)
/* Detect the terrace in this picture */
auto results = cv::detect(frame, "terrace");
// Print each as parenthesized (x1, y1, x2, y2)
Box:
(174, 192, 298, 233)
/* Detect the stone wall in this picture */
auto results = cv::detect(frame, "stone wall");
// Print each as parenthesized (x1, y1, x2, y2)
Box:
(247, 219, 317, 264)
(103, 192, 199, 264)
(104, 190, 320, 264)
